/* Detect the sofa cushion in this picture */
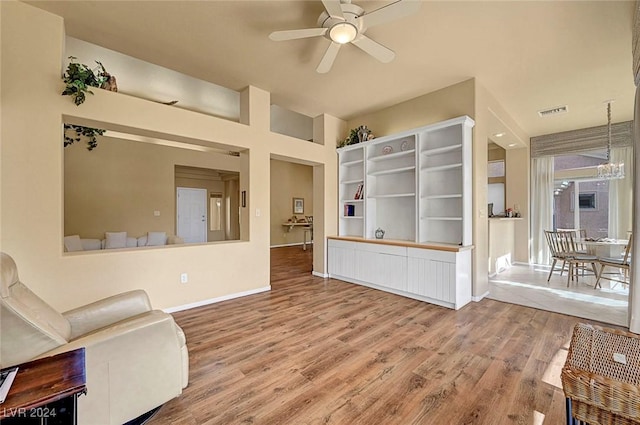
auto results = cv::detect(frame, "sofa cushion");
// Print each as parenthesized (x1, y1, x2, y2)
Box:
(137, 235, 147, 247)
(81, 239, 102, 251)
(105, 232, 127, 249)
(126, 237, 137, 248)
(64, 235, 84, 252)
(146, 232, 167, 246)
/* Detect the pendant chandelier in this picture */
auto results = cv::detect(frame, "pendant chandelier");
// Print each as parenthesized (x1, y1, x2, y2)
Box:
(597, 101, 625, 180)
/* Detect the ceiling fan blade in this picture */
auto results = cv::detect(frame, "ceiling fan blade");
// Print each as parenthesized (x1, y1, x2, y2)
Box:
(351, 35, 395, 63)
(317, 42, 341, 74)
(358, 0, 421, 29)
(269, 27, 328, 41)
(322, 0, 345, 20)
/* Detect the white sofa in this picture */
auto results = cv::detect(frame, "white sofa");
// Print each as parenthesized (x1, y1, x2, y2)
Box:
(64, 232, 184, 252)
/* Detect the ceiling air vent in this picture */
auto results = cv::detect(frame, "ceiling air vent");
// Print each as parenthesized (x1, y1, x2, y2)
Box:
(538, 105, 568, 117)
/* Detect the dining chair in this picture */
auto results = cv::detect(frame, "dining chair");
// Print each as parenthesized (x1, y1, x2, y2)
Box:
(557, 228, 588, 254)
(564, 231, 598, 287)
(595, 233, 632, 289)
(545, 230, 571, 282)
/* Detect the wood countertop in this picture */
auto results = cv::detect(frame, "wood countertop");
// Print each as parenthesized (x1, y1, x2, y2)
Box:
(328, 236, 474, 252)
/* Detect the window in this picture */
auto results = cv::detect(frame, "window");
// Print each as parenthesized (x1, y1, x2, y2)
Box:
(579, 193, 596, 210)
(488, 160, 505, 178)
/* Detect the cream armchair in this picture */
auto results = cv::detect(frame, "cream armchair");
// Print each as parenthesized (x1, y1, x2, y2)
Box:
(0, 252, 189, 425)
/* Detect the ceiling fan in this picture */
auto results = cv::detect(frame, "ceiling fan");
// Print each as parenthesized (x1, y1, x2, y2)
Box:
(269, 0, 421, 73)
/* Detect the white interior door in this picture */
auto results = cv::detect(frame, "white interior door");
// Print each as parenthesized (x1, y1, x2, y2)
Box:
(177, 187, 207, 243)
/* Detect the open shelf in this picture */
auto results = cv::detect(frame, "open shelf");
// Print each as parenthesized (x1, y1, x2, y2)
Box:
(368, 149, 415, 162)
(369, 166, 415, 176)
(342, 215, 363, 219)
(422, 144, 462, 156)
(341, 178, 364, 185)
(422, 163, 462, 173)
(342, 199, 364, 203)
(369, 193, 415, 199)
(341, 158, 364, 167)
(422, 217, 463, 221)
(423, 194, 462, 200)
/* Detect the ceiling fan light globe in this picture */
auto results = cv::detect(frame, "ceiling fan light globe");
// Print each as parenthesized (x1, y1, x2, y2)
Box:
(329, 23, 357, 44)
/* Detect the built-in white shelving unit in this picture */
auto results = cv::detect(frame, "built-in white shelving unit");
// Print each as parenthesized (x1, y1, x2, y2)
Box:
(331, 116, 475, 310)
(337, 115, 473, 245)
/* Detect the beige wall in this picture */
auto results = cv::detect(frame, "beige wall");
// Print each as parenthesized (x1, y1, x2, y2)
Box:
(64, 136, 240, 240)
(0, 2, 341, 311)
(346, 79, 476, 135)
(506, 148, 530, 263)
(270, 159, 313, 246)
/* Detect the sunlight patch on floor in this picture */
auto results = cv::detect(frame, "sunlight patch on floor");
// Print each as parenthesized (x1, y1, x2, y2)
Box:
(533, 410, 545, 425)
(491, 279, 628, 307)
(542, 347, 568, 389)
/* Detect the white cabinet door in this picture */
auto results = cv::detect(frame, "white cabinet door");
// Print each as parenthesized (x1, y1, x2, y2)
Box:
(328, 240, 355, 279)
(407, 248, 457, 303)
(372, 253, 407, 291)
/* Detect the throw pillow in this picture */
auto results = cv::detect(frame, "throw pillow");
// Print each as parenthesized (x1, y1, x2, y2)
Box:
(105, 231, 127, 249)
(64, 235, 84, 252)
(146, 231, 167, 246)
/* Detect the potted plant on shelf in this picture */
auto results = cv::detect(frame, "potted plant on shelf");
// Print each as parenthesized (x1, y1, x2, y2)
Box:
(61, 57, 114, 150)
(62, 56, 115, 105)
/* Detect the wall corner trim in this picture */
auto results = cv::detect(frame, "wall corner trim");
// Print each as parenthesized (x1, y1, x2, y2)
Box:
(472, 291, 490, 302)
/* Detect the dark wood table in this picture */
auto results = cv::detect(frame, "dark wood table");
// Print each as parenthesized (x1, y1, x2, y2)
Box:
(0, 348, 86, 424)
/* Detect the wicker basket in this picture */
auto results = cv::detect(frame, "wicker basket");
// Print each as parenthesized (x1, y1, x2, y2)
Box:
(561, 323, 640, 425)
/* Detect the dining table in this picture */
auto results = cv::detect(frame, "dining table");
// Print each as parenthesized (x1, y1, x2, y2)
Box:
(579, 238, 629, 258)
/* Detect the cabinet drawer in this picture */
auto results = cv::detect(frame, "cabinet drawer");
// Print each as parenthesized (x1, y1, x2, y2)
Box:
(407, 247, 456, 263)
(328, 239, 357, 250)
(356, 241, 407, 256)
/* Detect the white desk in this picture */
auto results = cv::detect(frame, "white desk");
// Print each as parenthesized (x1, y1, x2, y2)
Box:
(282, 222, 313, 250)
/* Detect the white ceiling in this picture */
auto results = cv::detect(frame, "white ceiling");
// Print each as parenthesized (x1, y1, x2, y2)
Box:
(28, 0, 636, 139)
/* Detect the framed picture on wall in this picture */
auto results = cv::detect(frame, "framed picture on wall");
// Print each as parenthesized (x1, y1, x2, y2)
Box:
(293, 197, 304, 214)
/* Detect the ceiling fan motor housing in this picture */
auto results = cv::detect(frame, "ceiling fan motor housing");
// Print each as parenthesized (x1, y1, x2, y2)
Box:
(317, 3, 365, 41)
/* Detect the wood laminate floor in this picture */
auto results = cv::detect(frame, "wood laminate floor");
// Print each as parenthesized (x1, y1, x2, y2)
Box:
(148, 246, 608, 425)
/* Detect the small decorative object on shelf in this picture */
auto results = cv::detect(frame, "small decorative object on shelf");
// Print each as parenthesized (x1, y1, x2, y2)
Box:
(344, 204, 355, 216)
(354, 182, 364, 199)
(337, 125, 374, 148)
(375, 228, 385, 239)
(357, 125, 371, 143)
(382, 145, 393, 155)
(401, 140, 409, 151)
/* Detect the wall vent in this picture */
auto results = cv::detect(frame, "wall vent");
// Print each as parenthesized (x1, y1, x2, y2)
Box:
(538, 105, 568, 117)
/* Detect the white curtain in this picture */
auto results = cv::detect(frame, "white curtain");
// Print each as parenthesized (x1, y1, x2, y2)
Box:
(630, 86, 640, 333)
(530, 157, 555, 265)
(609, 146, 634, 239)
(629, 0, 640, 333)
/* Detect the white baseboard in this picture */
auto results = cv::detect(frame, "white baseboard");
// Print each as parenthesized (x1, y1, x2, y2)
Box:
(472, 291, 489, 302)
(488, 272, 497, 278)
(270, 242, 305, 248)
(513, 261, 530, 266)
(163, 286, 271, 313)
(312, 271, 328, 278)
